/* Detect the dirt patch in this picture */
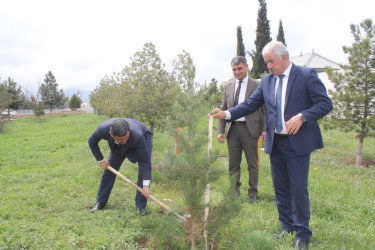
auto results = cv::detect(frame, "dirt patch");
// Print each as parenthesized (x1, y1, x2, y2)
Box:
(344, 156, 375, 168)
(135, 237, 148, 248)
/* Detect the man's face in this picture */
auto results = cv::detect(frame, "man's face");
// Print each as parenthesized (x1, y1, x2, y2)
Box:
(109, 131, 130, 145)
(263, 52, 289, 76)
(232, 62, 248, 80)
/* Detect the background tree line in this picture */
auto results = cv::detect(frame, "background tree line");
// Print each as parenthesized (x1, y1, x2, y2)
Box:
(0, 70, 83, 120)
(89, 43, 222, 134)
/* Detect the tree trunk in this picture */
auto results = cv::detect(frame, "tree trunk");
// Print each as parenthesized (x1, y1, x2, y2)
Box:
(355, 132, 364, 168)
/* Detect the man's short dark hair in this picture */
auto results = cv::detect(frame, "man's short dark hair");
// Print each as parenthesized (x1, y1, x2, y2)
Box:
(231, 56, 247, 66)
(110, 119, 130, 137)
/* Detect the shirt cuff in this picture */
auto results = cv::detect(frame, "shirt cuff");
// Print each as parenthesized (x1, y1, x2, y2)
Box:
(143, 180, 150, 186)
(98, 159, 105, 163)
(225, 110, 231, 120)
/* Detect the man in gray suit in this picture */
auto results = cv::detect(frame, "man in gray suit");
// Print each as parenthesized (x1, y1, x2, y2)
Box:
(218, 56, 266, 203)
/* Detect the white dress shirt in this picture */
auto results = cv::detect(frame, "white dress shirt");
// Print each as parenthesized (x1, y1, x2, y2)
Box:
(274, 63, 292, 134)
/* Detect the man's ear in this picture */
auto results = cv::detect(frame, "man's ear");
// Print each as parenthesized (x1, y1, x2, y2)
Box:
(109, 131, 114, 138)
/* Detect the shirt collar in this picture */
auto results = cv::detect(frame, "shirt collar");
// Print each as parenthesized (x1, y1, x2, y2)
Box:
(237, 76, 248, 85)
(282, 62, 292, 78)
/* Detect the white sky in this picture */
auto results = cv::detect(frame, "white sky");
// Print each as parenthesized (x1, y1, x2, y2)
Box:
(1, 0, 374, 94)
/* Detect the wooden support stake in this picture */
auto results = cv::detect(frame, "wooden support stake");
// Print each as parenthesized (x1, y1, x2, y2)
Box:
(204, 115, 213, 249)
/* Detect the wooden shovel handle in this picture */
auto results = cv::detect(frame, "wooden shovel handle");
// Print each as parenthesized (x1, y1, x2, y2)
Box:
(107, 166, 186, 222)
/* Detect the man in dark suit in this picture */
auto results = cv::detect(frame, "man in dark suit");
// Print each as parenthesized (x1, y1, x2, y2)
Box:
(209, 41, 332, 249)
(88, 118, 153, 216)
(218, 56, 265, 203)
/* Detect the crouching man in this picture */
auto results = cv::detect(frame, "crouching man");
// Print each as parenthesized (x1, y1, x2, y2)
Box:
(88, 118, 153, 216)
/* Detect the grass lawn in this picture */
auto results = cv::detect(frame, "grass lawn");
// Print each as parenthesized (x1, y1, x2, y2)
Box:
(0, 114, 374, 249)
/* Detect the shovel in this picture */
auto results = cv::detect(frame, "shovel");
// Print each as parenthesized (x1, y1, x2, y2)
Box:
(107, 166, 186, 222)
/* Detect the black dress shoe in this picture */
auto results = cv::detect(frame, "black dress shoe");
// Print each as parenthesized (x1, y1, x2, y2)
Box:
(249, 195, 258, 204)
(294, 240, 308, 250)
(138, 208, 146, 216)
(90, 202, 106, 213)
(274, 230, 293, 239)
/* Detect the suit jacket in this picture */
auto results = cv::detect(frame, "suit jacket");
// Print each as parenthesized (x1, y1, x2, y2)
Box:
(88, 118, 153, 180)
(228, 64, 333, 156)
(218, 78, 265, 138)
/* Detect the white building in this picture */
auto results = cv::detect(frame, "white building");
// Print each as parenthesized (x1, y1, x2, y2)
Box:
(290, 50, 341, 91)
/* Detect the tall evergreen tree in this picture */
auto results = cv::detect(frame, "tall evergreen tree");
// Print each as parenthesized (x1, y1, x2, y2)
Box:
(236, 25, 246, 57)
(39, 71, 66, 116)
(326, 19, 375, 167)
(249, 0, 272, 79)
(276, 19, 287, 46)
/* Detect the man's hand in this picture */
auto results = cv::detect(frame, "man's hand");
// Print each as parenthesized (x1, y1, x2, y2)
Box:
(142, 185, 151, 198)
(208, 108, 226, 119)
(285, 114, 304, 135)
(99, 159, 110, 169)
(217, 134, 225, 143)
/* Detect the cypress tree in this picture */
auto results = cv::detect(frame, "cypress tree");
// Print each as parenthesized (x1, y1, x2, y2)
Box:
(276, 19, 287, 46)
(236, 25, 246, 57)
(250, 0, 272, 79)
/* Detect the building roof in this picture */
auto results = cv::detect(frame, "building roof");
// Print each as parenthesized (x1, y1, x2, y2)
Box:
(290, 50, 341, 72)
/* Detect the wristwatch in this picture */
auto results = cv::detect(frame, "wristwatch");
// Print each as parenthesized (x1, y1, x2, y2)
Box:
(298, 113, 306, 123)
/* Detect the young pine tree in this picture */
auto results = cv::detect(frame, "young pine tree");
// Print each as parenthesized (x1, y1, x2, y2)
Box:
(160, 51, 242, 249)
(326, 18, 375, 167)
(69, 94, 81, 110)
(34, 102, 45, 118)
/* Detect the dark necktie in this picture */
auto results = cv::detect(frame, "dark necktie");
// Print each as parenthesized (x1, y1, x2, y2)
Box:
(234, 80, 242, 107)
(275, 74, 285, 133)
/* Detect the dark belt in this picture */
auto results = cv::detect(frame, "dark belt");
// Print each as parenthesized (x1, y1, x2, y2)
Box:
(232, 121, 246, 125)
(274, 133, 288, 138)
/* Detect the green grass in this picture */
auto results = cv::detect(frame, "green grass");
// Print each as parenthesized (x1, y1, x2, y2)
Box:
(0, 114, 374, 249)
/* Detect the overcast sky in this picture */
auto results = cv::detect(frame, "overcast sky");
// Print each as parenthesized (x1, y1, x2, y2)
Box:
(1, 0, 374, 95)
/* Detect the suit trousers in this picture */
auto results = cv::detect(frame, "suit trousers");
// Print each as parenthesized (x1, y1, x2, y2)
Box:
(96, 152, 148, 210)
(270, 135, 312, 242)
(227, 122, 259, 196)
